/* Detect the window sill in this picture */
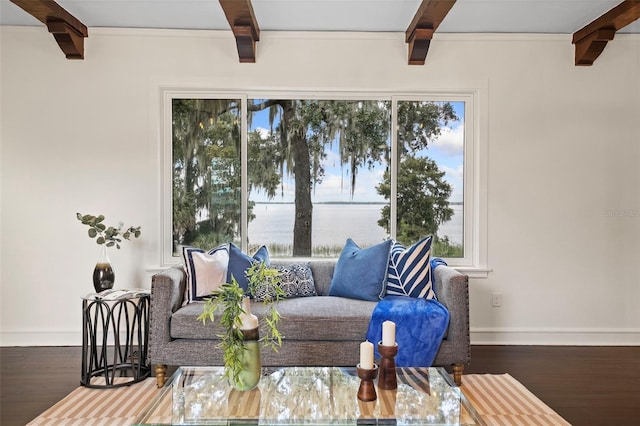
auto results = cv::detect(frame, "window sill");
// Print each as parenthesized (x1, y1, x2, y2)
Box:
(452, 266, 492, 279)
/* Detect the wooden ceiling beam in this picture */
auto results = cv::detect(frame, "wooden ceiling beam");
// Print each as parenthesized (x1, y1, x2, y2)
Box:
(10, 0, 88, 59)
(405, 0, 456, 65)
(572, 0, 640, 66)
(219, 0, 260, 63)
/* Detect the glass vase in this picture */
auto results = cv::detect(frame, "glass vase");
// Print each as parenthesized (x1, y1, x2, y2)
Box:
(93, 245, 115, 292)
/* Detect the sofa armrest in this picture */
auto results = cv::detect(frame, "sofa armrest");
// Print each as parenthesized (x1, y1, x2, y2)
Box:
(148, 266, 186, 364)
(432, 265, 470, 365)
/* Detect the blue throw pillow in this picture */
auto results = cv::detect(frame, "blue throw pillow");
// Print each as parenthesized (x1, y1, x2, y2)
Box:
(328, 238, 393, 302)
(386, 236, 436, 299)
(226, 243, 270, 293)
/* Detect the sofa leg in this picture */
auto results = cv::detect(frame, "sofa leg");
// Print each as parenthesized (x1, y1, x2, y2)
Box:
(452, 364, 464, 386)
(155, 364, 167, 388)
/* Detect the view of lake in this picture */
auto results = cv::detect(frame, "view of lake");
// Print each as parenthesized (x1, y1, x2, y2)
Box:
(248, 203, 463, 247)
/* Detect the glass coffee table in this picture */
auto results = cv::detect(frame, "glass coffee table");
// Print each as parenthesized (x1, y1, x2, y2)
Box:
(135, 366, 484, 425)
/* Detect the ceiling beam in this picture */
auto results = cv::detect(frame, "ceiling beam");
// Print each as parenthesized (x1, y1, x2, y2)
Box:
(405, 0, 456, 65)
(219, 0, 260, 63)
(572, 0, 640, 66)
(10, 0, 88, 59)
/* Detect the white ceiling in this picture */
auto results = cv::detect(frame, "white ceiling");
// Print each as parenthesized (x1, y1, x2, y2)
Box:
(1, 0, 639, 34)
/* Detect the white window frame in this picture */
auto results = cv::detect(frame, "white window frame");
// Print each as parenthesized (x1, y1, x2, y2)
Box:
(159, 88, 489, 277)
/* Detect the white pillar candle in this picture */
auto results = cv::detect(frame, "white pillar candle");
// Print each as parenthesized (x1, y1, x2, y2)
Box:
(382, 320, 396, 346)
(360, 341, 374, 369)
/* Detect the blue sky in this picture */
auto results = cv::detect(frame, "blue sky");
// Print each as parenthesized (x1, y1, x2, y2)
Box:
(249, 101, 464, 203)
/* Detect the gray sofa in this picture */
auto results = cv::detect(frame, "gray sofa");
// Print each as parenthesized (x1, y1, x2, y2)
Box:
(148, 259, 470, 387)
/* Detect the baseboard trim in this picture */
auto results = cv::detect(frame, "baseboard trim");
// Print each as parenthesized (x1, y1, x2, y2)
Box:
(0, 330, 141, 347)
(0, 330, 80, 347)
(471, 327, 640, 345)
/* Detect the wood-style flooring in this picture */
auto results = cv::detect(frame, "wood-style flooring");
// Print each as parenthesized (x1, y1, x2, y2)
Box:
(1, 345, 639, 425)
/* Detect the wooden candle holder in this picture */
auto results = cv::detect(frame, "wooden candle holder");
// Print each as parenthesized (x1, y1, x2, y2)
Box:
(377, 342, 398, 390)
(356, 363, 378, 402)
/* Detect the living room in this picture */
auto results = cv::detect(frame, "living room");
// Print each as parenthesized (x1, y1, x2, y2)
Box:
(1, 0, 639, 425)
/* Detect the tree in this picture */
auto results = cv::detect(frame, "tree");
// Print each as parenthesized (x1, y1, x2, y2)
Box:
(376, 156, 453, 244)
(249, 99, 390, 256)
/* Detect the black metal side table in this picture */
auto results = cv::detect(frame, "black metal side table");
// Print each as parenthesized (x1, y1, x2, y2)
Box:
(81, 289, 151, 388)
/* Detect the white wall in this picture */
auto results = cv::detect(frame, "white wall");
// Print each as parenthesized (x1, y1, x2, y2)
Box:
(1, 27, 638, 346)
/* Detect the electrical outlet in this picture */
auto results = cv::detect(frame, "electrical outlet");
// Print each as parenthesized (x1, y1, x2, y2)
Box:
(492, 292, 502, 307)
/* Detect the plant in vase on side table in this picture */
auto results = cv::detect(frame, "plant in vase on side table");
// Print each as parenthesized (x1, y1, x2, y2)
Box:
(76, 212, 141, 292)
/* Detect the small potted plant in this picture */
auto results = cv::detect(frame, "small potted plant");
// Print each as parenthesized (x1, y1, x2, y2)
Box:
(197, 261, 284, 390)
(76, 213, 141, 292)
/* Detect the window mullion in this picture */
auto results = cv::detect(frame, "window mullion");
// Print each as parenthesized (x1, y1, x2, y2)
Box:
(390, 98, 398, 240)
(241, 96, 248, 252)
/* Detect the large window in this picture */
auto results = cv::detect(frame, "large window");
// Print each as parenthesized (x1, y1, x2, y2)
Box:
(163, 91, 479, 269)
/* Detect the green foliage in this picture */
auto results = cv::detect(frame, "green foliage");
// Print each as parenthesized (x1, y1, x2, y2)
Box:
(397, 101, 457, 153)
(377, 156, 453, 243)
(247, 262, 285, 351)
(172, 99, 244, 253)
(197, 262, 283, 388)
(432, 236, 463, 258)
(197, 278, 246, 386)
(76, 213, 141, 249)
(262, 99, 391, 197)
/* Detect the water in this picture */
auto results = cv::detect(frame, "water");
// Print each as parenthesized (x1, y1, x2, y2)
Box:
(248, 203, 462, 248)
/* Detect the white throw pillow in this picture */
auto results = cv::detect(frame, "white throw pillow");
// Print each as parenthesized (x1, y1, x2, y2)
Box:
(181, 245, 229, 305)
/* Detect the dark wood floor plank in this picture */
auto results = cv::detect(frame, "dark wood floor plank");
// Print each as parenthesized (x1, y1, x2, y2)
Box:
(1, 345, 639, 425)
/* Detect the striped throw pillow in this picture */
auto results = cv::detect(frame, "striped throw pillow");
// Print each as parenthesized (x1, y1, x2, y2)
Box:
(386, 236, 436, 300)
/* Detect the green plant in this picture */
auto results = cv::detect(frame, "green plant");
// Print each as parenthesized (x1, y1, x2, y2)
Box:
(197, 261, 284, 388)
(76, 213, 141, 249)
(246, 261, 285, 350)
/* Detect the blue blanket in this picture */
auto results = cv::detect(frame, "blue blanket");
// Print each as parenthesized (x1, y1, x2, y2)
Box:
(365, 259, 450, 366)
(366, 296, 449, 366)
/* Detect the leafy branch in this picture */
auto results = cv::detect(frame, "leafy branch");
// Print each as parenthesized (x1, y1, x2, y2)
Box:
(198, 278, 246, 385)
(247, 261, 285, 351)
(76, 213, 141, 249)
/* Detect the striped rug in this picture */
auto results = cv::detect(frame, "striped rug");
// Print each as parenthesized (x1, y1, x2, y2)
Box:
(27, 374, 570, 425)
(462, 374, 571, 426)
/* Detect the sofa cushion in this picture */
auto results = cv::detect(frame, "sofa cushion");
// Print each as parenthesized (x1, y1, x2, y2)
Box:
(253, 263, 317, 301)
(386, 236, 436, 300)
(328, 238, 393, 301)
(181, 244, 228, 305)
(171, 296, 375, 341)
(226, 243, 270, 293)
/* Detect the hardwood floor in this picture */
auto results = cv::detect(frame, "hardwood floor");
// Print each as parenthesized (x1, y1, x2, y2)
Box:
(462, 346, 640, 425)
(1, 345, 638, 425)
